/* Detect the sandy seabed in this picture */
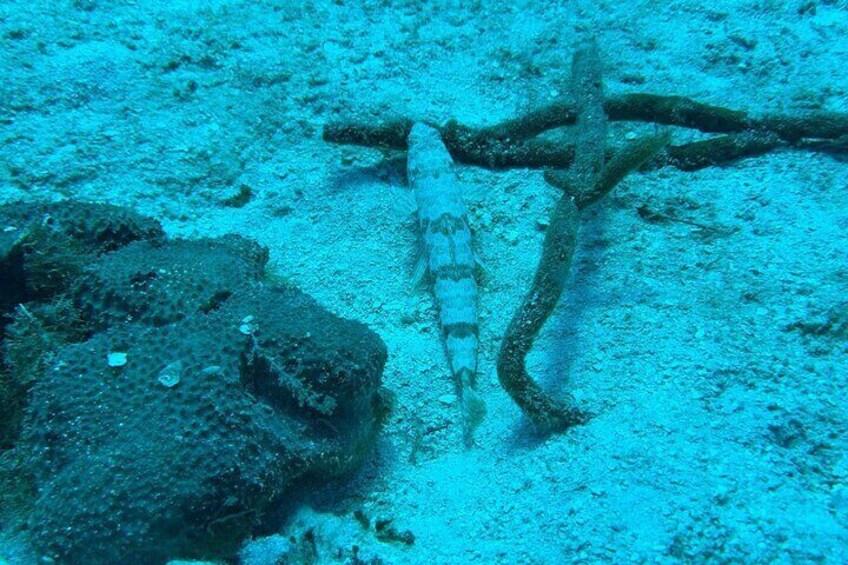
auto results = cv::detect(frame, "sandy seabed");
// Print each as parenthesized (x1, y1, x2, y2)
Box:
(1, 1, 847, 563)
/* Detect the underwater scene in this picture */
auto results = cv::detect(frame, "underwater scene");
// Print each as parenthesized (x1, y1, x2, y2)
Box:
(1, 1, 847, 563)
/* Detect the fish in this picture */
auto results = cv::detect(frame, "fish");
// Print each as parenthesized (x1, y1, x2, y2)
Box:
(406, 122, 486, 445)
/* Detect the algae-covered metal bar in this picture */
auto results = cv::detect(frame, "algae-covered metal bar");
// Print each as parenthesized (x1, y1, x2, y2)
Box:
(323, 94, 848, 172)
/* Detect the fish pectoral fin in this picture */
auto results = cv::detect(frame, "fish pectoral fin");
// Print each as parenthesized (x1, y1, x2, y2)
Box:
(412, 247, 429, 289)
(474, 252, 490, 281)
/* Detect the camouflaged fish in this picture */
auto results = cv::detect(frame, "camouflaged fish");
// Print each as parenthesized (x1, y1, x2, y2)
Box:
(406, 122, 486, 445)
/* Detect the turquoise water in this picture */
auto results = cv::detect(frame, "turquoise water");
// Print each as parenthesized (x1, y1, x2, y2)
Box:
(1, 1, 847, 564)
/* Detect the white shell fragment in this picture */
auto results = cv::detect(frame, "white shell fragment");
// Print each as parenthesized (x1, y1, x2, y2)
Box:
(239, 314, 257, 335)
(107, 352, 128, 367)
(157, 360, 183, 388)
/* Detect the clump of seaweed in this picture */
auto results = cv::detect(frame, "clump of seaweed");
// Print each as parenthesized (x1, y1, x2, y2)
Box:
(1, 298, 87, 449)
(17, 221, 90, 300)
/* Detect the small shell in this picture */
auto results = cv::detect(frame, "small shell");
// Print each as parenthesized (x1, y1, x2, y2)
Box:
(158, 360, 183, 388)
(107, 352, 128, 368)
(239, 314, 258, 335)
(437, 394, 455, 406)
